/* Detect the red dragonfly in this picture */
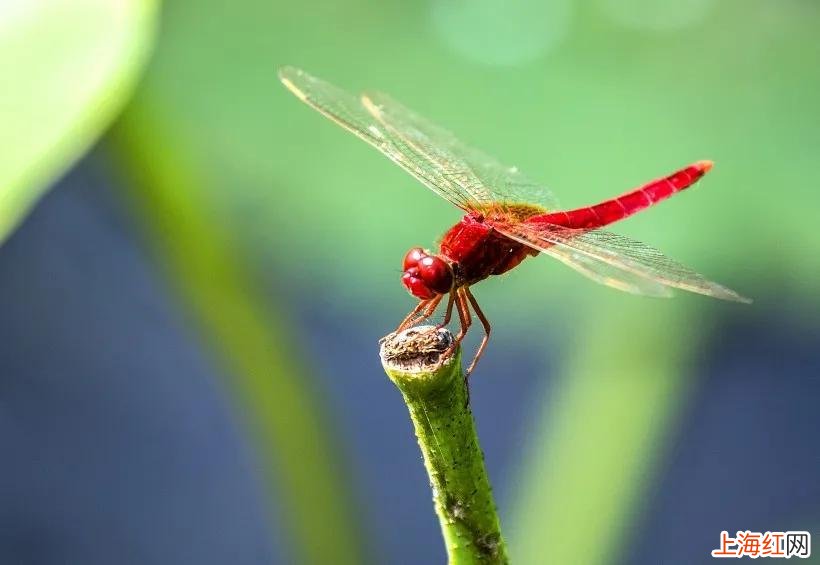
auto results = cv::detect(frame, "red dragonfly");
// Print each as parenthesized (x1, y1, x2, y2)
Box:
(279, 67, 749, 376)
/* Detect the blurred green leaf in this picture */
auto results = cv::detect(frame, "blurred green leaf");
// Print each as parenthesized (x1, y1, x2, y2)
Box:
(108, 100, 367, 565)
(509, 301, 701, 564)
(0, 0, 157, 243)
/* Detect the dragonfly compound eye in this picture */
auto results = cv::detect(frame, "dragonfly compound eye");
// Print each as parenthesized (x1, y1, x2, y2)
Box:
(418, 256, 453, 294)
(402, 269, 438, 300)
(403, 247, 427, 271)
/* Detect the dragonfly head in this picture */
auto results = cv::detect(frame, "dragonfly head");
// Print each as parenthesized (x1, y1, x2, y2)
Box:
(401, 247, 453, 300)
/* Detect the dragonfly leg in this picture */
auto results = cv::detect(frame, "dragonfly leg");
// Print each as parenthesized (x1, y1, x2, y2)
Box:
(455, 288, 472, 343)
(418, 294, 444, 325)
(395, 294, 443, 333)
(463, 287, 491, 377)
(396, 299, 430, 333)
(435, 291, 457, 330)
(449, 288, 475, 406)
(444, 288, 472, 355)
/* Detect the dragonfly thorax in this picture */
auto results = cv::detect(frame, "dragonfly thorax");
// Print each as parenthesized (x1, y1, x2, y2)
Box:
(401, 247, 454, 300)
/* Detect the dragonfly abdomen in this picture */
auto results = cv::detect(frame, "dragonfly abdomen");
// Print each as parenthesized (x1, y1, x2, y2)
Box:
(528, 160, 713, 230)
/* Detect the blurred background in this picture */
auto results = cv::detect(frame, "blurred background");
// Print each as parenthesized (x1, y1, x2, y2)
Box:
(1, 0, 819, 563)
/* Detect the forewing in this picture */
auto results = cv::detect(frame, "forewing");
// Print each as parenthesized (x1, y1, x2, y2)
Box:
(362, 91, 561, 212)
(501, 222, 751, 302)
(279, 67, 479, 211)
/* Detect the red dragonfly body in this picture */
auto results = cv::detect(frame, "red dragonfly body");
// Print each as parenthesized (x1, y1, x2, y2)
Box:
(279, 67, 748, 377)
(406, 161, 712, 299)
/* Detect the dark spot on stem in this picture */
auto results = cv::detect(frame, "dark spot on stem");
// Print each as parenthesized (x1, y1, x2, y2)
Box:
(476, 532, 501, 557)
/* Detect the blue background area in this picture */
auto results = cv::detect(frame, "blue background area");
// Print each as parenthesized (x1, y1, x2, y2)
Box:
(0, 160, 281, 565)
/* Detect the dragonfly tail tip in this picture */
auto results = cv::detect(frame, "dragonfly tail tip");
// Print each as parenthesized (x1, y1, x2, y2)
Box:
(696, 159, 714, 173)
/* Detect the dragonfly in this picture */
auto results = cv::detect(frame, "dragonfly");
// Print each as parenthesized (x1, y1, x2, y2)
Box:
(279, 66, 750, 377)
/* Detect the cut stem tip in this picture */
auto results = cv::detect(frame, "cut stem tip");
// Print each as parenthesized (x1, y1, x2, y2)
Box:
(379, 326, 455, 374)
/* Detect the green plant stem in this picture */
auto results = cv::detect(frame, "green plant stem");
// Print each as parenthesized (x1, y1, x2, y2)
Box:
(380, 327, 508, 565)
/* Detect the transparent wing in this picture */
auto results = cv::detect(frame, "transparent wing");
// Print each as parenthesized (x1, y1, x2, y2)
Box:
(281, 67, 560, 214)
(501, 222, 751, 302)
(279, 67, 484, 212)
(363, 91, 561, 212)
(545, 246, 674, 297)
